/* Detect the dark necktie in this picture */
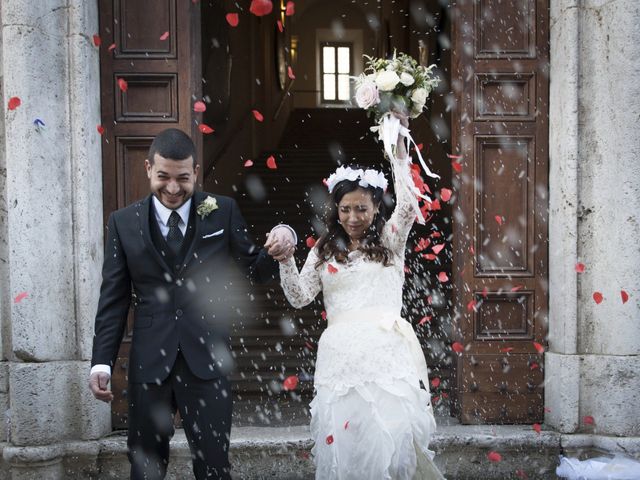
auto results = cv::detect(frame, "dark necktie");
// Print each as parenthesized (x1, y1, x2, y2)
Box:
(166, 211, 184, 255)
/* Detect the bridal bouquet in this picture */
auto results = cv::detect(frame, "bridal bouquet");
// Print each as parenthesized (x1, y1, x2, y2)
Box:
(354, 51, 440, 121)
(354, 51, 440, 223)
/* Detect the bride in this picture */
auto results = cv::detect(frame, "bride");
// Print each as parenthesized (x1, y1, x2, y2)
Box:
(271, 115, 445, 479)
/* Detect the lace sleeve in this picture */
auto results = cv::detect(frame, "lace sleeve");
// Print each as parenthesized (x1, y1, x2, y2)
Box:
(382, 155, 418, 256)
(279, 248, 322, 308)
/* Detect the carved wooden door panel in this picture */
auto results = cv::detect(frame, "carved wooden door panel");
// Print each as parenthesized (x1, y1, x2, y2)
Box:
(99, 0, 201, 428)
(451, 0, 549, 424)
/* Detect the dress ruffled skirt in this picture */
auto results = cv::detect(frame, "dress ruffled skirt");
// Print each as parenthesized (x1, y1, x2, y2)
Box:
(310, 308, 445, 479)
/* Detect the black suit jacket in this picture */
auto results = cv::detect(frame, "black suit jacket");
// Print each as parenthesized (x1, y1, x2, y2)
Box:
(91, 191, 278, 383)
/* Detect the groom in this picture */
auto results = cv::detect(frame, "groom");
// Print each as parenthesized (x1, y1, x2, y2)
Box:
(89, 128, 295, 479)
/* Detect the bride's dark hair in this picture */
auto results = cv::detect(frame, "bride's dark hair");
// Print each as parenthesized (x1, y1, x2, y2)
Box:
(315, 175, 392, 267)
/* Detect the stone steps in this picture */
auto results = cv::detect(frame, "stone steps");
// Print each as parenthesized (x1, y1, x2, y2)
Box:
(1, 424, 578, 479)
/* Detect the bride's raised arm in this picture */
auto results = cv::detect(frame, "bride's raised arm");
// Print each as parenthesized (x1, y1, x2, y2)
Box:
(382, 126, 422, 255)
(278, 248, 322, 308)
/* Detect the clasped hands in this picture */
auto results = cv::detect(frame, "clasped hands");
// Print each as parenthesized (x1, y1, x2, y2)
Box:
(265, 225, 296, 263)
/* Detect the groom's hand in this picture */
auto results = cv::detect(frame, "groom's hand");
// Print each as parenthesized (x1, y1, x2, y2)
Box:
(89, 372, 114, 402)
(265, 228, 295, 262)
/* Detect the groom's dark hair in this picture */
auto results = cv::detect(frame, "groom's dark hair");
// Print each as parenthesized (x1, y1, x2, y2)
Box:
(147, 128, 197, 168)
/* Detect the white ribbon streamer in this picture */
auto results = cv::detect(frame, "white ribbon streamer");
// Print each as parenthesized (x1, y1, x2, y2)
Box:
(372, 113, 441, 224)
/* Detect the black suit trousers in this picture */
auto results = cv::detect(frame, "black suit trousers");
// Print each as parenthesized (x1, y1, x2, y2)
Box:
(127, 352, 232, 480)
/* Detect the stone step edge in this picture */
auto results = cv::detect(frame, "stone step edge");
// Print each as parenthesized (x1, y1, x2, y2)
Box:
(2, 426, 638, 462)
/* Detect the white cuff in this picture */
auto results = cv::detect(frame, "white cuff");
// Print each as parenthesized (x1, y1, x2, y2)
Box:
(270, 224, 298, 244)
(90, 364, 111, 377)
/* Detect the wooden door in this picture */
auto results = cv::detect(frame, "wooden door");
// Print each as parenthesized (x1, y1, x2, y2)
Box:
(99, 0, 201, 428)
(451, 0, 549, 424)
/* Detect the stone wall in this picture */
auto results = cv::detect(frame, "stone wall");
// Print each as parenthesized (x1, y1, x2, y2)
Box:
(547, 0, 640, 436)
(0, 0, 11, 445)
(0, 1, 109, 476)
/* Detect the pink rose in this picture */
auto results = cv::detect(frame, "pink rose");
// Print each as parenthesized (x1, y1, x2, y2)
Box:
(355, 80, 380, 109)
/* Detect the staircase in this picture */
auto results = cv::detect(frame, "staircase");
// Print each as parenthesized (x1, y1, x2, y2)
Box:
(230, 108, 453, 425)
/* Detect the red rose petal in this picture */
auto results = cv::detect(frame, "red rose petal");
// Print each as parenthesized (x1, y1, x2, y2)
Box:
(432, 244, 445, 255)
(266, 155, 277, 169)
(437, 271, 448, 282)
(287, 66, 296, 79)
(487, 451, 502, 463)
(544, 407, 552, 413)
(575, 262, 586, 273)
(418, 316, 431, 326)
(8, 97, 21, 110)
(431, 377, 441, 388)
(533, 342, 545, 354)
(451, 161, 462, 173)
(285, 1, 295, 15)
(326, 434, 334, 445)
(249, 0, 273, 16)
(199, 124, 214, 134)
(97, 125, 105, 135)
(283, 375, 298, 391)
(226, 13, 239, 27)
(422, 253, 437, 261)
(621, 290, 629, 304)
(467, 299, 477, 312)
(108, 43, 116, 52)
(481, 286, 489, 298)
(495, 215, 503, 225)
(452, 341, 464, 353)
(532, 423, 541, 434)
(426, 296, 433, 305)
(327, 264, 338, 274)
(530, 362, 540, 371)
(13, 292, 28, 304)
(252, 109, 264, 122)
(511, 285, 524, 292)
(193, 101, 207, 113)
(321, 310, 327, 320)
(469, 245, 475, 255)
(243, 159, 254, 167)
(159, 31, 170, 41)
(583, 415, 595, 425)
(304, 341, 314, 350)
(344, 420, 349, 430)
(432, 395, 440, 403)
(117, 78, 128, 92)
(593, 292, 603, 304)
(414, 237, 430, 252)
(92, 34, 102, 47)
(391, 224, 398, 233)
(305, 236, 316, 248)
(500, 347, 514, 353)
(440, 188, 452, 202)
(277, 19, 284, 32)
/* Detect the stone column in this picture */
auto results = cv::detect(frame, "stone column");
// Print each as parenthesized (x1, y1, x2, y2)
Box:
(547, 0, 640, 437)
(0, 1, 109, 478)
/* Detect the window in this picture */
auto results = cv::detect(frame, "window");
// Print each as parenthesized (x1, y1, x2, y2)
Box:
(321, 43, 352, 103)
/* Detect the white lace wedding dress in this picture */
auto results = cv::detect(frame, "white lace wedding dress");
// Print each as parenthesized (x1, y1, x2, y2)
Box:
(279, 155, 445, 479)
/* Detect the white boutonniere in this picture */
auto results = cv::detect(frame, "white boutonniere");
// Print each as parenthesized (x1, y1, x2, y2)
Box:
(197, 196, 218, 219)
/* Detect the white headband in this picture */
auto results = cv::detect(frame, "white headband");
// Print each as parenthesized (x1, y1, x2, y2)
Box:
(326, 166, 388, 194)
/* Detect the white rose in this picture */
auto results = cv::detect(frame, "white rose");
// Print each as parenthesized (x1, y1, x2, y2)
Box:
(399, 72, 415, 86)
(411, 87, 428, 105)
(375, 70, 401, 91)
(355, 80, 380, 109)
(204, 196, 218, 208)
(409, 102, 425, 119)
(359, 169, 388, 191)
